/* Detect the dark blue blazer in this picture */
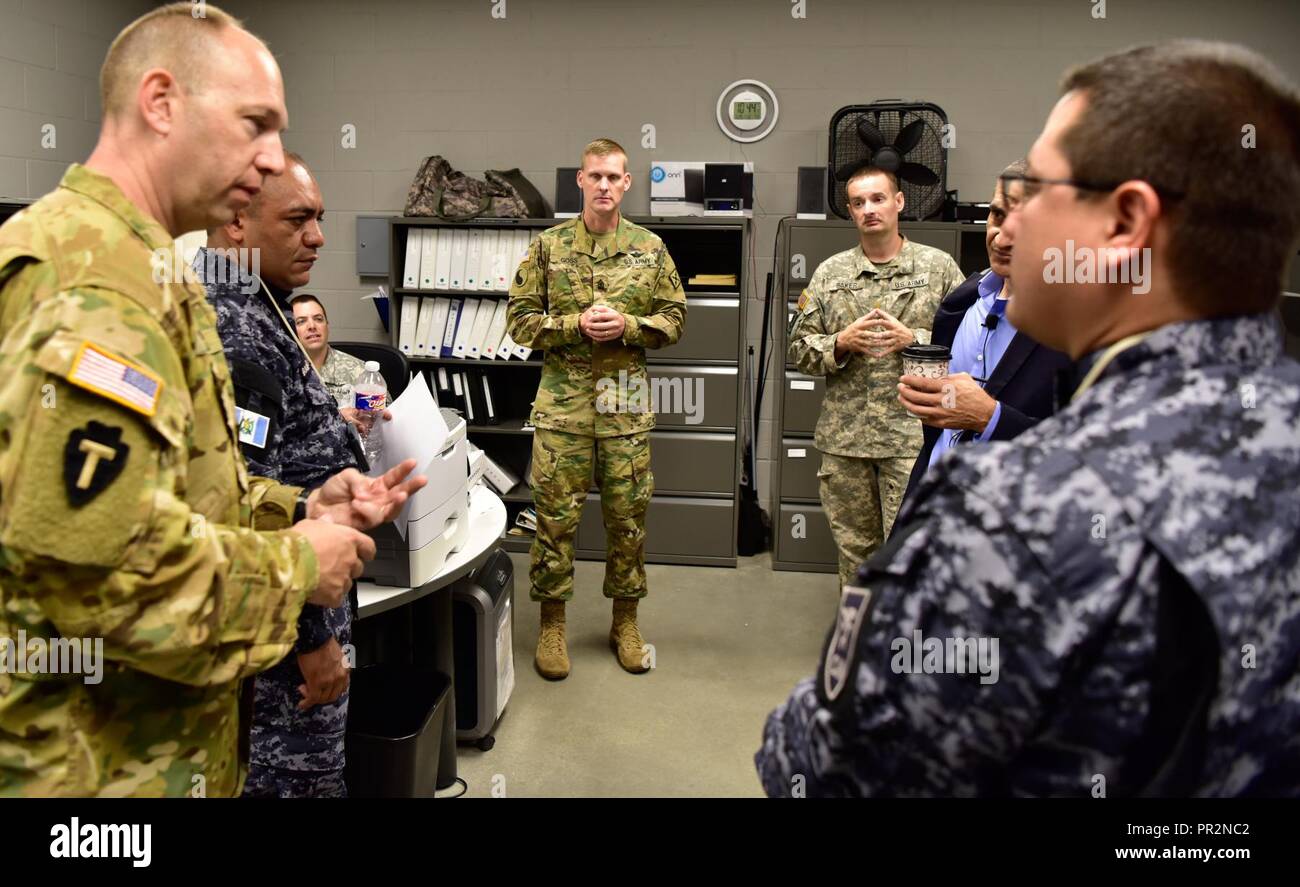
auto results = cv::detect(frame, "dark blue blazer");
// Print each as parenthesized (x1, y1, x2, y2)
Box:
(902, 271, 1073, 502)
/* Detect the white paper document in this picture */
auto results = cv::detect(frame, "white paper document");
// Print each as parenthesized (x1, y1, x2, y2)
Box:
(369, 371, 449, 538)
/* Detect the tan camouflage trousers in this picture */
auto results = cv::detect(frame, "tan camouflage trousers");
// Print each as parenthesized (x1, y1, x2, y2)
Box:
(529, 429, 653, 602)
(818, 452, 916, 589)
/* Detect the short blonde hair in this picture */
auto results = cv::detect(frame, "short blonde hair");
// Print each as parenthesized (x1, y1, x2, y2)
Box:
(100, 2, 245, 118)
(581, 138, 627, 171)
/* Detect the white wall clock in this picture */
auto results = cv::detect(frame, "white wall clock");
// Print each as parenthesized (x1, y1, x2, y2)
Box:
(717, 79, 779, 143)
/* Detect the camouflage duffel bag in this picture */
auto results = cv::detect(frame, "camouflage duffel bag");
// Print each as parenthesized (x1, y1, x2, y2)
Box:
(405, 156, 545, 219)
(484, 168, 547, 218)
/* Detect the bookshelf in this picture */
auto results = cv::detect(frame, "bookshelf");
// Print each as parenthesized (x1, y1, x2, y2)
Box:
(387, 215, 747, 567)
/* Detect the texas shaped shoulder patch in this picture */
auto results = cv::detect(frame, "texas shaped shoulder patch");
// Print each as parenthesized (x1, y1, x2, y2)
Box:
(64, 421, 129, 506)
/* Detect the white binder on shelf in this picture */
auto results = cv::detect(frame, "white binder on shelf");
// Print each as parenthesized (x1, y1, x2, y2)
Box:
(427, 297, 452, 355)
(514, 230, 531, 268)
(398, 295, 420, 356)
(413, 296, 436, 357)
(452, 297, 480, 358)
(480, 374, 499, 423)
(496, 329, 517, 360)
(434, 366, 452, 406)
(458, 372, 475, 423)
(418, 229, 437, 290)
(476, 229, 498, 292)
(491, 232, 511, 292)
(402, 228, 422, 289)
(449, 229, 469, 290)
(464, 229, 483, 291)
(481, 300, 509, 359)
(466, 297, 496, 359)
(440, 298, 462, 357)
(434, 229, 453, 289)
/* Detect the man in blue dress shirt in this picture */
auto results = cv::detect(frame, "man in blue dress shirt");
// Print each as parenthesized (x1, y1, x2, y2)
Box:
(896, 161, 1071, 504)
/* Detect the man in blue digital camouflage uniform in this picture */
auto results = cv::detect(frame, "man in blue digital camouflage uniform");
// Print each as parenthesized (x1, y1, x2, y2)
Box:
(197, 152, 361, 798)
(757, 40, 1300, 797)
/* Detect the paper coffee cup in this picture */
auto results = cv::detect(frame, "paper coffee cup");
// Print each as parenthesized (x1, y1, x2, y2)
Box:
(901, 343, 951, 379)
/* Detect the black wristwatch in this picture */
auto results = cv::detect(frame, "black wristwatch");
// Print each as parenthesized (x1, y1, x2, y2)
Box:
(293, 490, 311, 523)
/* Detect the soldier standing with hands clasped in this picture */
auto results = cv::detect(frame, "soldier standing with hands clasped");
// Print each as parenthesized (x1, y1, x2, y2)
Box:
(507, 138, 686, 680)
(0, 3, 423, 798)
(788, 165, 963, 589)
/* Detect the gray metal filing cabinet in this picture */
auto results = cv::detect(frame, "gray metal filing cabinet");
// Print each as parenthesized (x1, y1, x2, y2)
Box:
(575, 217, 748, 568)
(386, 215, 747, 569)
(769, 219, 984, 572)
(579, 495, 737, 564)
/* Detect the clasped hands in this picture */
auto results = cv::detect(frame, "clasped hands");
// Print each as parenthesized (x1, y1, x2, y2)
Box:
(580, 304, 626, 343)
(835, 308, 914, 359)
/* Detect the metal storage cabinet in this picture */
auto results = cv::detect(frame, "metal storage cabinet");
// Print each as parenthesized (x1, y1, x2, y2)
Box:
(387, 215, 748, 568)
(781, 372, 824, 435)
(650, 431, 736, 495)
(577, 495, 736, 565)
(775, 504, 839, 571)
(778, 438, 820, 502)
(646, 364, 738, 431)
(650, 296, 741, 364)
(607, 217, 747, 566)
(770, 218, 977, 572)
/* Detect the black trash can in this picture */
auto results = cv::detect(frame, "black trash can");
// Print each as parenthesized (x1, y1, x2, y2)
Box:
(345, 664, 451, 798)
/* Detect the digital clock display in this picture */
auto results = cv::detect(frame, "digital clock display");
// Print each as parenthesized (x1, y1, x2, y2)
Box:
(732, 100, 763, 121)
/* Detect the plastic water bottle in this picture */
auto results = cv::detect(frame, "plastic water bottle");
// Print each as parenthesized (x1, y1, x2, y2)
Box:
(352, 361, 387, 466)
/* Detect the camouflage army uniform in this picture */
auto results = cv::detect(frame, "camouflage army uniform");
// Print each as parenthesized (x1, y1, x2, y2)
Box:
(0, 165, 317, 797)
(788, 238, 963, 587)
(195, 247, 357, 799)
(757, 313, 1300, 797)
(319, 345, 365, 407)
(506, 216, 686, 601)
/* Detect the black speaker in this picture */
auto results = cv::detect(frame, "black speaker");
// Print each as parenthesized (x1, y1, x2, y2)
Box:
(796, 166, 827, 218)
(685, 168, 705, 205)
(555, 167, 581, 216)
(704, 162, 745, 213)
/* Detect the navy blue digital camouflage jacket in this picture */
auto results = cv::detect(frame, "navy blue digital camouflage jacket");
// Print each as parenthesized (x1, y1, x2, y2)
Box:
(756, 312, 1300, 797)
(195, 247, 355, 776)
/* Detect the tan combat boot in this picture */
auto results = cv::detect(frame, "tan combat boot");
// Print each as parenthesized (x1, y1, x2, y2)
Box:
(535, 600, 570, 680)
(609, 598, 650, 674)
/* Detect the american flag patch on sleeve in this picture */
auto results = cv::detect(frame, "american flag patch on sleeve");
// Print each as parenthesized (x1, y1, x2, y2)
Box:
(67, 342, 164, 417)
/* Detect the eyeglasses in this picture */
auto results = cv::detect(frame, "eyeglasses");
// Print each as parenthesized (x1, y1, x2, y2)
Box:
(998, 172, 1184, 209)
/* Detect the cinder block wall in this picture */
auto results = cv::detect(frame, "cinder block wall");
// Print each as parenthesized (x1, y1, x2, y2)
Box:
(5, 0, 1297, 506)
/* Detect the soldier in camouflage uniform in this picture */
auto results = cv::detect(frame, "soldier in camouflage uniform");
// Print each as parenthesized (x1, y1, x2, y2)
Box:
(198, 154, 362, 798)
(296, 296, 366, 407)
(757, 41, 1300, 797)
(507, 138, 686, 680)
(788, 167, 963, 588)
(0, 4, 420, 797)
